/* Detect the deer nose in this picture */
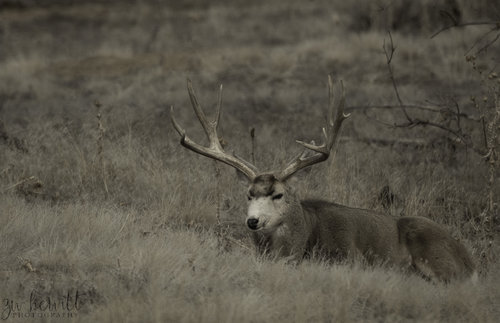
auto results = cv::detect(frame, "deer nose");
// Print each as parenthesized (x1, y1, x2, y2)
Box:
(247, 218, 259, 230)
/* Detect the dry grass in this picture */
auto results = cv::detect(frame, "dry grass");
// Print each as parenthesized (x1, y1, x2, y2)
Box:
(0, 195, 498, 322)
(0, 1, 499, 322)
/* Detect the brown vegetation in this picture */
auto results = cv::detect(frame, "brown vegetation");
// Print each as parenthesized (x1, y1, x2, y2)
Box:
(0, 0, 499, 322)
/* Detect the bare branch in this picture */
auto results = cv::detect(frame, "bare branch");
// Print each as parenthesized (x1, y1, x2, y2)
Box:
(349, 104, 480, 122)
(383, 31, 411, 122)
(465, 27, 499, 55)
(476, 32, 500, 55)
(431, 21, 500, 39)
(453, 99, 462, 131)
(381, 32, 491, 154)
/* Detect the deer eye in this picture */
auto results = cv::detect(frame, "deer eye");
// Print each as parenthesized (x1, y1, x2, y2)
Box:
(272, 193, 283, 200)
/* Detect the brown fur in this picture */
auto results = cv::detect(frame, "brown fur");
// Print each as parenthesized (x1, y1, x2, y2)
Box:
(172, 79, 476, 282)
(248, 176, 475, 281)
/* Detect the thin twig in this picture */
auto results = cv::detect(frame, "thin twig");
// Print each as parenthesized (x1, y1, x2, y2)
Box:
(383, 31, 411, 122)
(379, 32, 486, 155)
(394, 119, 468, 144)
(224, 236, 254, 252)
(110, 211, 132, 246)
(476, 32, 500, 56)
(2, 176, 36, 193)
(214, 160, 221, 226)
(431, 21, 500, 39)
(465, 27, 498, 55)
(95, 100, 109, 196)
(453, 99, 462, 131)
(349, 104, 479, 121)
(250, 127, 256, 166)
(482, 117, 488, 149)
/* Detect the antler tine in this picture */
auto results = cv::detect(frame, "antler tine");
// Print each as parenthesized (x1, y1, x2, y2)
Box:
(170, 106, 186, 137)
(215, 84, 223, 128)
(277, 76, 349, 181)
(186, 79, 222, 150)
(171, 80, 258, 180)
(326, 77, 349, 151)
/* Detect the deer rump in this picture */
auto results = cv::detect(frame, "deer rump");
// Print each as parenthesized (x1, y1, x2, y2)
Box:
(251, 199, 475, 281)
(171, 76, 476, 282)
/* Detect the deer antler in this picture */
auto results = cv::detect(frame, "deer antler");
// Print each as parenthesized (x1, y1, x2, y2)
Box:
(170, 79, 258, 180)
(277, 75, 350, 181)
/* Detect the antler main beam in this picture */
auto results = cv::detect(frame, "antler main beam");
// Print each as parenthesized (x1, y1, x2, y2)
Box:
(170, 79, 258, 180)
(277, 75, 350, 181)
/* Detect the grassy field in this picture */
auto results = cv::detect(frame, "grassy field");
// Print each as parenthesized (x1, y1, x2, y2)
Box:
(0, 0, 499, 322)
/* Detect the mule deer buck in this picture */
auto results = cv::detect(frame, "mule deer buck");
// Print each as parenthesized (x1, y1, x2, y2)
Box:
(170, 76, 476, 281)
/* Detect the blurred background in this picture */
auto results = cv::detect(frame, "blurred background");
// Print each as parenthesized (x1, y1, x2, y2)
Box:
(1, 1, 499, 321)
(0, 0, 499, 265)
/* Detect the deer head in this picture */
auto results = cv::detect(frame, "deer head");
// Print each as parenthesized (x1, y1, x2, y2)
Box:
(170, 76, 350, 232)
